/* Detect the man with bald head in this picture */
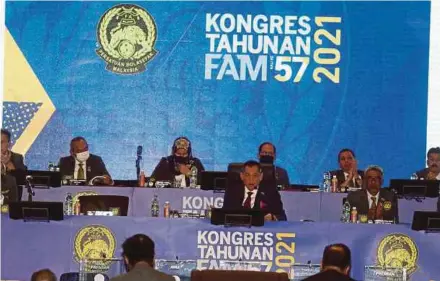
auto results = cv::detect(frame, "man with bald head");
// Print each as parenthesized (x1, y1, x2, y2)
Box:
(31, 269, 57, 281)
(302, 243, 355, 281)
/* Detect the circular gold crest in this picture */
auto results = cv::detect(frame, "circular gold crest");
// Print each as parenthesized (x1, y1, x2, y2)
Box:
(74, 225, 116, 271)
(359, 214, 368, 223)
(96, 4, 157, 74)
(377, 233, 418, 275)
(383, 201, 392, 211)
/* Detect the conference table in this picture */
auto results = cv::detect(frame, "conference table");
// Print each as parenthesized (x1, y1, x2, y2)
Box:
(2, 214, 440, 281)
(21, 186, 439, 224)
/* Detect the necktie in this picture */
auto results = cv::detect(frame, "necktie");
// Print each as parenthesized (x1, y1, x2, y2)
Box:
(243, 192, 253, 209)
(368, 196, 377, 220)
(77, 163, 85, 180)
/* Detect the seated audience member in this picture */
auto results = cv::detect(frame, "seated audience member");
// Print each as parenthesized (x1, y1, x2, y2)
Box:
(110, 234, 174, 281)
(302, 243, 355, 281)
(329, 148, 364, 191)
(151, 137, 204, 187)
(59, 137, 112, 185)
(258, 142, 290, 188)
(223, 160, 287, 221)
(414, 147, 440, 180)
(1, 128, 27, 176)
(347, 165, 398, 223)
(31, 269, 57, 281)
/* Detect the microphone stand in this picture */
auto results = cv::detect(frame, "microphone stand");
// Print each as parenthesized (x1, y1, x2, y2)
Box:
(26, 177, 35, 202)
(136, 155, 142, 180)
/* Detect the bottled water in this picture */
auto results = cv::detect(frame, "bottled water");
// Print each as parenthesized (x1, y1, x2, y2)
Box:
(189, 166, 198, 188)
(340, 200, 351, 223)
(65, 193, 73, 215)
(151, 194, 160, 217)
(410, 173, 418, 180)
(321, 172, 331, 192)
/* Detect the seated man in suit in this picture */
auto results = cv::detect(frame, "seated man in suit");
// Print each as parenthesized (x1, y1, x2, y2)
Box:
(222, 160, 287, 221)
(110, 234, 174, 281)
(302, 243, 355, 281)
(59, 136, 112, 185)
(414, 147, 440, 180)
(329, 148, 364, 191)
(258, 142, 290, 188)
(1, 129, 27, 176)
(347, 165, 398, 223)
(151, 137, 204, 187)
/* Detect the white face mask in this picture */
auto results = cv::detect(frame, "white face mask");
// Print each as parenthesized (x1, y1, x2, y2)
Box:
(76, 151, 90, 162)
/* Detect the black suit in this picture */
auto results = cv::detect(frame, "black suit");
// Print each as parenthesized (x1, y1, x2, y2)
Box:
(151, 156, 205, 184)
(346, 188, 399, 223)
(58, 154, 110, 183)
(329, 169, 364, 188)
(223, 182, 287, 221)
(9, 151, 27, 172)
(275, 166, 290, 187)
(415, 168, 439, 180)
(302, 269, 356, 281)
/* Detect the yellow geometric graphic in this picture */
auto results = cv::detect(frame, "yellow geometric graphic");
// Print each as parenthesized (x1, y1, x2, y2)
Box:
(3, 28, 56, 155)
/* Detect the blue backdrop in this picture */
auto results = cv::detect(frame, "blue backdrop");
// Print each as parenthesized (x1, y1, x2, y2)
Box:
(4, 1, 431, 183)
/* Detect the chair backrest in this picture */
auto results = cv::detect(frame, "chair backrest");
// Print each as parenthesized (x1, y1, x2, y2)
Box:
(79, 195, 129, 216)
(191, 270, 289, 281)
(60, 272, 109, 281)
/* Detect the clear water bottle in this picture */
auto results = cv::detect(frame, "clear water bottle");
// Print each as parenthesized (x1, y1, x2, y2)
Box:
(151, 194, 159, 217)
(65, 193, 73, 215)
(48, 162, 54, 172)
(410, 173, 418, 180)
(189, 166, 198, 188)
(340, 200, 351, 223)
(321, 172, 331, 192)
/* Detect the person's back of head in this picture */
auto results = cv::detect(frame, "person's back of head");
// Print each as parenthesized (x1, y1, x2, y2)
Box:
(321, 243, 351, 276)
(122, 234, 155, 271)
(31, 269, 57, 281)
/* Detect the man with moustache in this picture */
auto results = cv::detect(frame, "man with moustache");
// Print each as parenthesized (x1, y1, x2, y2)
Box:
(414, 147, 440, 180)
(329, 148, 364, 191)
(222, 160, 287, 221)
(346, 165, 399, 223)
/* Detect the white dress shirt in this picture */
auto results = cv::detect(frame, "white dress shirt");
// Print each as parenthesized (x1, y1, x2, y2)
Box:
(242, 187, 258, 208)
(74, 159, 87, 180)
(366, 190, 380, 208)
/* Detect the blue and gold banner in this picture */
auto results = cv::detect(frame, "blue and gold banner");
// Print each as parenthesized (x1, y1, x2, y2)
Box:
(3, 1, 430, 183)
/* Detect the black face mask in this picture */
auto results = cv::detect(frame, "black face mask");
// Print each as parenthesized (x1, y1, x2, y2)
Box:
(174, 156, 189, 164)
(260, 155, 274, 164)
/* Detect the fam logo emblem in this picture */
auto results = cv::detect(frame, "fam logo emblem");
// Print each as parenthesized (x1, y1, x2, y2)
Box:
(96, 4, 157, 74)
(377, 233, 418, 278)
(74, 225, 116, 271)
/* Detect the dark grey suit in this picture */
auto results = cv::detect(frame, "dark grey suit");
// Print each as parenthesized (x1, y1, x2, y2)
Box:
(329, 169, 364, 188)
(346, 188, 399, 223)
(58, 154, 111, 182)
(275, 166, 290, 187)
(110, 263, 174, 281)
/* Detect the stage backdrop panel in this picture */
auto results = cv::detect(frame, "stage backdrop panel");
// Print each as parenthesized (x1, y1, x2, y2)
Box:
(3, 1, 430, 183)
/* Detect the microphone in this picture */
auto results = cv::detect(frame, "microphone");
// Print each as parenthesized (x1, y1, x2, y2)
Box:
(137, 145, 143, 157)
(25, 175, 35, 200)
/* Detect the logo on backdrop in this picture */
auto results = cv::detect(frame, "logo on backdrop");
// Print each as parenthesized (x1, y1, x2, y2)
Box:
(204, 13, 342, 83)
(96, 4, 158, 74)
(74, 225, 116, 271)
(197, 230, 296, 278)
(376, 233, 418, 278)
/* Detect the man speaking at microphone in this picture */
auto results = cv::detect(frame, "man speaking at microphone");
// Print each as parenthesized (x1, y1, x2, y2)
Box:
(59, 137, 112, 185)
(223, 160, 287, 221)
(346, 165, 398, 223)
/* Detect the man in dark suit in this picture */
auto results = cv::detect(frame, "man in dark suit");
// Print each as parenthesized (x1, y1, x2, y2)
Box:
(414, 147, 440, 180)
(110, 234, 174, 281)
(258, 142, 290, 188)
(223, 160, 287, 221)
(329, 148, 364, 191)
(347, 165, 398, 223)
(151, 137, 204, 187)
(302, 244, 355, 281)
(58, 136, 112, 185)
(2, 129, 26, 202)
